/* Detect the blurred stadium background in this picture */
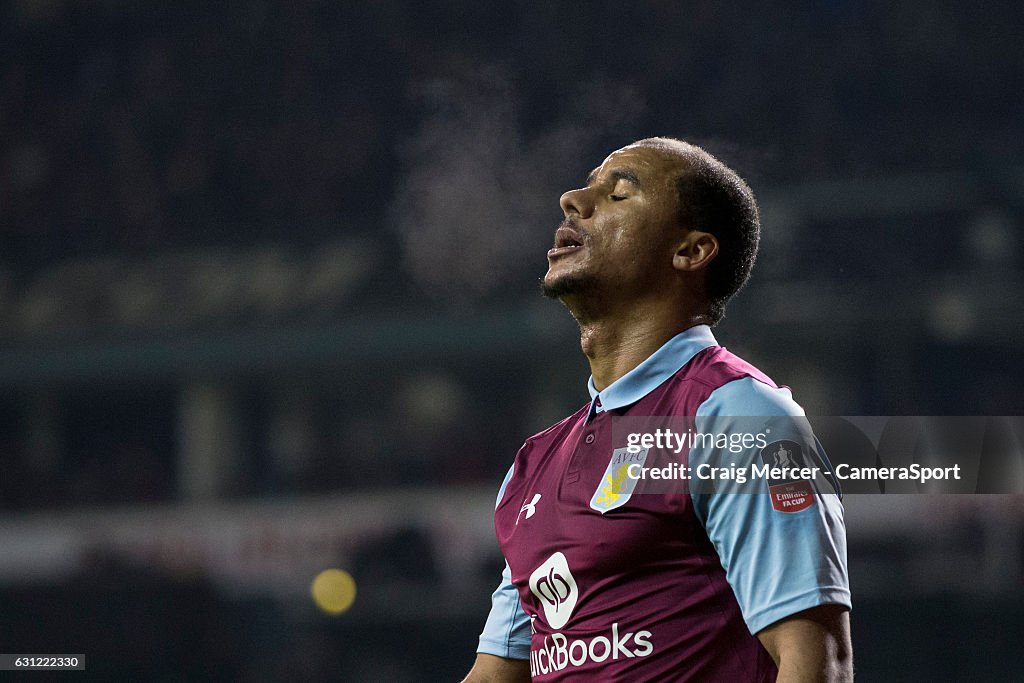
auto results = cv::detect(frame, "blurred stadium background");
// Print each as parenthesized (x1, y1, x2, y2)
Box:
(1, 1, 1022, 680)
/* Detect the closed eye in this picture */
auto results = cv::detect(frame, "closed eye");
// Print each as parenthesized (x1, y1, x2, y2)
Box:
(609, 195, 627, 201)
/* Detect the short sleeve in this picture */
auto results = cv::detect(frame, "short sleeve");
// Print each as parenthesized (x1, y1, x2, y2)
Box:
(477, 464, 531, 659)
(477, 561, 532, 659)
(690, 377, 852, 634)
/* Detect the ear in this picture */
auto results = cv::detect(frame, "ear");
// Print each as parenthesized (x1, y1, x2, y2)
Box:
(672, 230, 719, 273)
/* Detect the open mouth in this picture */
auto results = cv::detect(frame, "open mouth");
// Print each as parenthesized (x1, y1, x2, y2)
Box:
(548, 226, 586, 258)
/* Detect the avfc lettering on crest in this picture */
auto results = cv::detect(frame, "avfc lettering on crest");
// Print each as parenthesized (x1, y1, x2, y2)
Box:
(590, 447, 649, 513)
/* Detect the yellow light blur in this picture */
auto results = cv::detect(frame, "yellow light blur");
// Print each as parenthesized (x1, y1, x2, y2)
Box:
(311, 568, 357, 615)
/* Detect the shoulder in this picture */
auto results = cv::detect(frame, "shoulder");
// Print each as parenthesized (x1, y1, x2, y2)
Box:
(496, 403, 589, 507)
(522, 402, 590, 447)
(506, 403, 589, 474)
(681, 345, 778, 390)
(696, 375, 804, 418)
(662, 345, 795, 416)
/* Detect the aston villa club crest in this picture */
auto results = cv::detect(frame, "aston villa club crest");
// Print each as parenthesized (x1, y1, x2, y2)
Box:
(590, 447, 649, 513)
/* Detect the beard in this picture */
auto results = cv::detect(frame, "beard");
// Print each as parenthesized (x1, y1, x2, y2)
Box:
(540, 272, 600, 299)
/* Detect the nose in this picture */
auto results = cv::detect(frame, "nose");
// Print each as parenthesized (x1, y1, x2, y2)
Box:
(559, 187, 595, 219)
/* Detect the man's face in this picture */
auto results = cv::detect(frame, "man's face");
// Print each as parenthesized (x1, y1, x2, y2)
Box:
(543, 144, 688, 301)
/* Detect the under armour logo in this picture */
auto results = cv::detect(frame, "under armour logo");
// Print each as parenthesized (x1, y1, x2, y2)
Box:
(516, 493, 542, 524)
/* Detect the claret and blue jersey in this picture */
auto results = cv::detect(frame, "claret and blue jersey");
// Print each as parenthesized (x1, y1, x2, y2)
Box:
(477, 325, 851, 682)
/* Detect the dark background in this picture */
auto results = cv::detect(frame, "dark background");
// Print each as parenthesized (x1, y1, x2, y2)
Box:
(0, 1, 1022, 680)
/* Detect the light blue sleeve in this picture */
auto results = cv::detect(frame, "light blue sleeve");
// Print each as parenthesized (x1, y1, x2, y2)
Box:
(477, 464, 531, 659)
(690, 377, 852, 635)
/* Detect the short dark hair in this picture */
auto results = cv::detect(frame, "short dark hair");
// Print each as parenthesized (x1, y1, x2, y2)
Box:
(635, 138, 760, 326)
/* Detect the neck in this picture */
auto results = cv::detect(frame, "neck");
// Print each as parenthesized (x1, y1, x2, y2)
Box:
(569, 296, 709, 391)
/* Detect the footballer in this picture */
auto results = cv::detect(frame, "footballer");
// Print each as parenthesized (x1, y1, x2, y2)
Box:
(462, 138, 852, 682)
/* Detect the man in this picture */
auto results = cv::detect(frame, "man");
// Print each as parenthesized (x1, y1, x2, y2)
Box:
(462, 138, 852, 681)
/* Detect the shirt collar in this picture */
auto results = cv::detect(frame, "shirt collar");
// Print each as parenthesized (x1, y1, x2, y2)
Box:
(587, 324, 718, 415)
